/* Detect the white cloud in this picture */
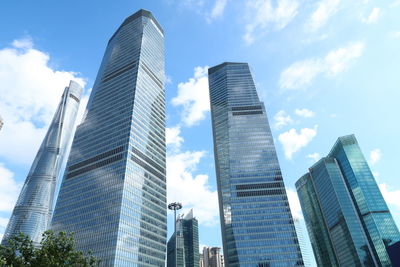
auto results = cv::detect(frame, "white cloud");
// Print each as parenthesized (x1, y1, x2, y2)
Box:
(295, 108, 315, 118)
(166, 123, 218, 226)
(167, 151, 219, 226)
(166, 126, 184, 150)
(369, 148, 382, 165)
(274, 110, 293, 129)
(243, 0, 299, 45)
(0, 217, 8, 228)
(172, 66, 210, 127)
(278, 125, 318, 159)
(280, 42, 364, 89)
(306, 0, 341, 32)
(389, 31, 400, 38)
(0, 163, 22, 212)
(324, 42, 364, 75)
(379, 183, 400, 209)
(306, 152, 321, 162)
(390, 0, 400, 7)
(208, 0, 229, 21)
(12, 37, 33, 49)
(279, 59, 323, 89)
(0, 38, 86, 165)
(286, 188, 302, 219)
(362, 7, 381, 24)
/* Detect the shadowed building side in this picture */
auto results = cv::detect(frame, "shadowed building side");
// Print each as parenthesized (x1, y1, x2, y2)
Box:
(1, 80, 82, 246)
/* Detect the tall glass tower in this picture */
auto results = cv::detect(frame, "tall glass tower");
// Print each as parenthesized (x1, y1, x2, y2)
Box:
(2, 81, 82, 245)
(208, 62, 304, 267)
(296, 134, 400, 266)
(51, 10, 166, 266)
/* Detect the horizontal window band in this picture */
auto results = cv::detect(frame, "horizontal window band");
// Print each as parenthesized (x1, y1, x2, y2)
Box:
(69, 93, 80, 103)
(102, 62, 137, 83)
(132, 147, 165, 174)
(131, 155, 165, 182)
(66, 153, 123, 179)
(236, 182, 283, 191)
(237, 189, 285, 197)
(231, 105, 262, 111)
(361, 210, 390, 217)
(232, 110, 263, 116)
(141, 62, 163, 88)
(69, 146, 124, 172)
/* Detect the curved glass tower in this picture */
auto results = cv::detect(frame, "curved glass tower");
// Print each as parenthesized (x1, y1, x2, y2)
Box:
(1, 80, 82, 245)
(208, 62, 304, 267)
(51, 10, 166, 267)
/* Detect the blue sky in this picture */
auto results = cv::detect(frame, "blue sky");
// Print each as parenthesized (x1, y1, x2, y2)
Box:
(1, 0, 400, 265)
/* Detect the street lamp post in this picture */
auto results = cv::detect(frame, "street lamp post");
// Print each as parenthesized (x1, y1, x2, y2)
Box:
(168, 202, 182, 267)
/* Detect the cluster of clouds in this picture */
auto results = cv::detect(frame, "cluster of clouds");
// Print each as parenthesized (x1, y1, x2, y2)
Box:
(243, 0, 299, 45)
(280, 41, 365, 90)
(167, 66, 219, 226)
(0, 38, 87, 238)
(279, 125, 318, 160)
(272, 108, 318, 160)
(171, 66, 210, 127)
(171, 0, 229, 23)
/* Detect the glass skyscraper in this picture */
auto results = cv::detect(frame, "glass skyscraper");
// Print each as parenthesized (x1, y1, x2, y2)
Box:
(2, 81, 82, 246)
(182, 210, 200, 267)
(296, 134, 400, 266)
(208, 62, 304, 267)
(167, 218, 187, 267)
(51, 10, 166, 266)
(167, 210, 200, 267)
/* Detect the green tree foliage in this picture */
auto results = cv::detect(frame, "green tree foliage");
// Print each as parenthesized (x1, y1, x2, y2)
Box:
(0, 231, 99, 267)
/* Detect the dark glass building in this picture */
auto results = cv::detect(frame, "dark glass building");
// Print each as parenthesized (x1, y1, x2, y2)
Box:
(2, 81, 82, 246)
(296, 134, 400, 266)
(167, 210, 199, 267)
(51, 10, 166, 266)
(208, 62, 304, 267)
(167, 225, 186, 267)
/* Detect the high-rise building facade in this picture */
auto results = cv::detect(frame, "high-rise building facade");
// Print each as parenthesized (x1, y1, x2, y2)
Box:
(167, 210, 199, 267)
(293, 218, 312, 267)
(208, 62, 304, 266)
(2, 81, 82, 245)
(167, 222, 186, 267)
(296, 135, 400, 266)
(200, 253, 205, 267)
(51, 10, 166, 266)
(182, 210, 200, 267)
(202, 247, 224, 267)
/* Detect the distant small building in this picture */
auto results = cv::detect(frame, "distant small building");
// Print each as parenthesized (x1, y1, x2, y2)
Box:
(167, 210, 199, 267)
(202, 246, 224, 267)
(199, 253, 204, 267)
